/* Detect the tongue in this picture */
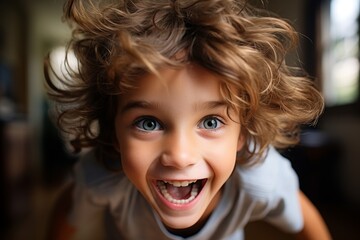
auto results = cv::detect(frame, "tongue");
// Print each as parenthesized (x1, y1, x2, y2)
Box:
(166, 184, 192, 200)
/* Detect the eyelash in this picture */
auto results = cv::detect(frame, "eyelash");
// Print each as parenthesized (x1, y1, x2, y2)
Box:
(133, 115, 225, 132)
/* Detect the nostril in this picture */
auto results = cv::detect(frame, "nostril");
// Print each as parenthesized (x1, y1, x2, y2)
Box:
(159, 151, 197, 169)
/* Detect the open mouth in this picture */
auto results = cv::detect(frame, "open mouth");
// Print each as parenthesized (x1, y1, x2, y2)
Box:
(156, 179, 207, 205)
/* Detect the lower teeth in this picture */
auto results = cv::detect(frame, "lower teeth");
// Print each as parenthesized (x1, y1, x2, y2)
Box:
(157, 181, 199, 205)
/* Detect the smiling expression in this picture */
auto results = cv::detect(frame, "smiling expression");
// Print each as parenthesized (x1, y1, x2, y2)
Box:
(115, 64, 243, 233)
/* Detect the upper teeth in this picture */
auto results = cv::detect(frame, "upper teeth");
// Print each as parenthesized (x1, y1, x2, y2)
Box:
(164, 180, 196, 187)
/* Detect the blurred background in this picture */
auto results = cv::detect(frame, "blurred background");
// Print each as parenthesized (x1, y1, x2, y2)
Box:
(0, 0, 359, 239)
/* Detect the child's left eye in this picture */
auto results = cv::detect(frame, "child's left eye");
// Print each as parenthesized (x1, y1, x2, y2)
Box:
(198, 116, 224, 130)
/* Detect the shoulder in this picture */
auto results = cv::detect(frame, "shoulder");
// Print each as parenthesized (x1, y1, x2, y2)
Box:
(236, 146, 298, 197)
(234, 146, 303, 232)
(74, 150, 121, 186)
(73, 150, 131, 205)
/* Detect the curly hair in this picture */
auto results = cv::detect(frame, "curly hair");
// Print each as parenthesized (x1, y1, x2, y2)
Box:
(44, 0, 324, 166)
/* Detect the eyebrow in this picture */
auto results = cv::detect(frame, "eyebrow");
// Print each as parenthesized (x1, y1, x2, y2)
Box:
(119, 100, 229, 114)
(119, 100, 158, 114)
(193, 101, 229, 112)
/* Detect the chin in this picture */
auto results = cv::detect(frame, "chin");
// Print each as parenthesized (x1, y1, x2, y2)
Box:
(164, 219, 196, 229)
(161, 215, 207, 237)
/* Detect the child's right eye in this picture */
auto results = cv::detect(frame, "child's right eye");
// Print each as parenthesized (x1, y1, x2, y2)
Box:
(134, 117, 162, 131)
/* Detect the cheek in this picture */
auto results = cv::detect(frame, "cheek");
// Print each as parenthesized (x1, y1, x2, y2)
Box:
(114, 117, 154, 190)
(118, 137, 161, 192)
(205, 137, 239, 179)
(119, 139, 149, 178)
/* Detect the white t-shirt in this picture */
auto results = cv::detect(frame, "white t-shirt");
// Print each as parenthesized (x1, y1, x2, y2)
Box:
(70, 146, 303, 239)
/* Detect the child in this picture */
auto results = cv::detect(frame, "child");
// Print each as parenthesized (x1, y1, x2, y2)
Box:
(45, 0, 331, 239)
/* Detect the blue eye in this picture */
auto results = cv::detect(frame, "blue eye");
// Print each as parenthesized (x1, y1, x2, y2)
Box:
(199, 117, 223, 129)
(134, 117, 162, 131)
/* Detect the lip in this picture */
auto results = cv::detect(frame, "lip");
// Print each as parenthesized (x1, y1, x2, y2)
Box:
(151, 179, 207, 211)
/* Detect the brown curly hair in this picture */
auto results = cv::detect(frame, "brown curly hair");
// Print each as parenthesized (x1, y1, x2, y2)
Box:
(44, 0, 324, 166)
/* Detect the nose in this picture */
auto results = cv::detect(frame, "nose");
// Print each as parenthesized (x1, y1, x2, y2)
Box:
(160, 130, 198, 169)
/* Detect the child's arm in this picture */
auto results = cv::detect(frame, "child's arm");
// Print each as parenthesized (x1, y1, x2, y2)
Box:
(47, 181, 107, 240)
(295, 191, 332, 240)
(47, 182, 76, 240)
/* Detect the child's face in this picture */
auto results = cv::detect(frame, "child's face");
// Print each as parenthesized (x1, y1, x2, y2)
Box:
(115, 64, 243, 232)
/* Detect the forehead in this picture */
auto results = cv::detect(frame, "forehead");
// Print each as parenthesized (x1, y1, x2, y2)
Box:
(120, 64, 224, 103)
